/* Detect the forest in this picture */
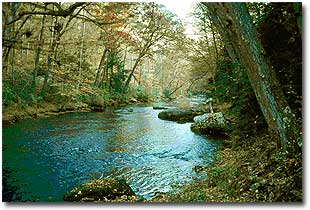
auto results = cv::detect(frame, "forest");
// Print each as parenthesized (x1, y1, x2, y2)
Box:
(2, 2, 302, 202)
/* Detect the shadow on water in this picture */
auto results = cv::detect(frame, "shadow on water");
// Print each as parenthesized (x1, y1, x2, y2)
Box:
(2, 103, 222, 201)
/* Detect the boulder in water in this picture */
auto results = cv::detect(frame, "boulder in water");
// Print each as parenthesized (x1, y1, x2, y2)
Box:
(152, 102, 170, 110)
(191, 112, 228, 137)
(158, 108, 206, 123)
(63, 178, 137, 202)
(153, 105, 169, 110)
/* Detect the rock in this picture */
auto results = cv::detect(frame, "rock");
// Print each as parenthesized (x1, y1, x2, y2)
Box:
(191, 112, 228, 137)
(153, 106, 169, 110)
(90, 106, 105, 112)
(88, 96, 106, 112)
(153, 102, 171, 110)
(108, 99, 118, 107)
(153, 105, 170, 110)
(193, 165, 208, 173)
(62, 102, 76, 111)
(63, 178, 136, 202)
(158, 108, 206, 123)
(115, 108, 133, 114)
(129, 98, 138, 103)
(75, 102, 89, 109)
(193, 113, 211, 123)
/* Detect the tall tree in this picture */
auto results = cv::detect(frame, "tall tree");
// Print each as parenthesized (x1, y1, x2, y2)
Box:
(32, 11, 46, 89)
(41, 3, 86, 95)
(203, 2, 301, 152)
(121, 2, 184, 94)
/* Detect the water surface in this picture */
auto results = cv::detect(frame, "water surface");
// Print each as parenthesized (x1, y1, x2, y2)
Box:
(2, 104, 221, 201)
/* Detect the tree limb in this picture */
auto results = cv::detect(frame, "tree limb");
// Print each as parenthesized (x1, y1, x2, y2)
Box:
(6, 2, 86, 25)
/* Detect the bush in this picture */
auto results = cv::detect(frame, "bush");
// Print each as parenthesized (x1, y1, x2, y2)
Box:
(162, 88, 171, 99)
(88, 95, 106, 108)
(135, 85, 150, 102)
(2, 73, 34, 106)
(2, 85, 16, 106)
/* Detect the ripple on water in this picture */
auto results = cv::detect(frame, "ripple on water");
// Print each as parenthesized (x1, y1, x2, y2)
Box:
(2, 105, 222, 201)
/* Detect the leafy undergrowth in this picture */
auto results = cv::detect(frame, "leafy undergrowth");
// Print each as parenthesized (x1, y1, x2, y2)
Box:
(150, 130, 302, 202)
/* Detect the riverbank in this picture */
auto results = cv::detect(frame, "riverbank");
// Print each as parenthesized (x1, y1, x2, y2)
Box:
(149, 128, 302, 202)
(2, 98, 142, 127)
(2, 102, 85, 127)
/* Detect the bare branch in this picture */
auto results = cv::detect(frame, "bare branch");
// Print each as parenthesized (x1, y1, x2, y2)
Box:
(6, 2, 86, 25)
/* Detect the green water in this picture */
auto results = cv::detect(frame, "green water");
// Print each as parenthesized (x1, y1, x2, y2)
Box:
(2, 104, 221, 201)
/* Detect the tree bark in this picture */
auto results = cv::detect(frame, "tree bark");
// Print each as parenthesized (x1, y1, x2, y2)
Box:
(121, 52, 144, 94)
(209, 17, 219, 61)
(94, 48, 108, 86)
(77, 8, 86, 89)
(2, 3, 21, 74)
(41, 5, 84, 95)
(204, 2, 301, 152)
(99, 50, 110, 88)
(41, 14, 57, 96)
(32, 13, 46, 89)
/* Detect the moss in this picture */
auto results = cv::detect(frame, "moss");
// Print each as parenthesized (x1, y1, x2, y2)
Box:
(63, 178, 137, 202)
(158, 108, 206, 123)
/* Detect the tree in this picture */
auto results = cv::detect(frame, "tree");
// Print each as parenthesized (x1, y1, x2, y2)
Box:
(203, 2, 301, 152)
(32, 11, 46, 89)
(40, 3, 87, 95)
(121, 2, 184, 94)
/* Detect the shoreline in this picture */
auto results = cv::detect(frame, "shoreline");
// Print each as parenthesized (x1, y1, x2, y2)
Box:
(2, 100, 137, 128)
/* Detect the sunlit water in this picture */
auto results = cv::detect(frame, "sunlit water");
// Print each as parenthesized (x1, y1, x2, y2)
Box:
(2, 104, 221, 201)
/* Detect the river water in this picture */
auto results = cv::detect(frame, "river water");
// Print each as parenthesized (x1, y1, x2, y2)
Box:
(2, 104, 221, 201)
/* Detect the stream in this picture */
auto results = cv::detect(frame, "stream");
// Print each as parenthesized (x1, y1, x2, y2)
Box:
(2, 103, 221, 201)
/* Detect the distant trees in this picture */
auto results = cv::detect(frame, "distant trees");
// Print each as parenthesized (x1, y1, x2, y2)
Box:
(121, 3, 185, 94)
(2, 2, 187, 106)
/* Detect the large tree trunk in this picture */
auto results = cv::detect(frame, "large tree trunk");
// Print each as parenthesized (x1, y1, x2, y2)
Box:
(99, 50, 110, 88)
(94, 48, 108, 86)
(41, 16, 58, 96)
(204, 3, 301, 152)
(77, 9, 86, 89)
(2, 3, 21, 75)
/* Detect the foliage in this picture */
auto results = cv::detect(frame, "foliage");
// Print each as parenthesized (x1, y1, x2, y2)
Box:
(106, 50, 127, 94)
(86, 88, 113, 108)
(162, 88, 172, 99)
(134, 85, 150, 102)
(208, 50, 267, 135)
(2, 73, 34, 106)
(256, 2, 302, 119)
